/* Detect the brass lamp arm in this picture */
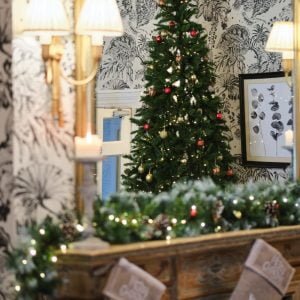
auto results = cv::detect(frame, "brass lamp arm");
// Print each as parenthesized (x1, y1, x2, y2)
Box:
(60, 62, 99, 86)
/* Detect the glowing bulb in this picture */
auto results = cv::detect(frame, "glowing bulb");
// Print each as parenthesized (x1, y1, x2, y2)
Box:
(132, 219, 137, 225)
(60, 245, 67, 253)
(148, 219, 153, 224)
(108, 214, 115, 221)
(115, 217, 120, 223)
(166, 235, 171, 241)
(15, 285, 21, 292)
(22, 259, 27, 265)
(201, 222, 206, 228)
(249, 195, 254, 201)
(181, 219, 187, 224)
(167, 226, 172, 231)
(283, 197, 288, 203)
(76, 224, 84, 232)
(121, 219, 127, 225)
(51, 256, 58, 263)
(233, 199, 238, 205)
(40, 273, 46, 279)
(39, 228, 45, 235)
(31, 239, 36, 246)
(29, 248, 37, 256)
(171, 218, 177, 224)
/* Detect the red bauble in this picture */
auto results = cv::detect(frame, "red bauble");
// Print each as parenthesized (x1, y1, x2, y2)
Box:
(143, 123, 150, 131)
(197, 139, 205, 147)
(190, 205, 197, 217)
(155, 35, 163, 43)
(169, 21, 176, 28)
(164, 86, 172, 94)
(216, 112, 223, 120)
(226, 169, 233, 176)
(190, 29, 198, 38)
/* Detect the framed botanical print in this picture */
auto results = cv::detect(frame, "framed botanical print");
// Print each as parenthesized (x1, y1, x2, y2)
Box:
(239, 72, 292, 168)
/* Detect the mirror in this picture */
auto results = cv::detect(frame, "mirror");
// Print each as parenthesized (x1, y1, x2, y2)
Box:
(91, 0, 297, 201)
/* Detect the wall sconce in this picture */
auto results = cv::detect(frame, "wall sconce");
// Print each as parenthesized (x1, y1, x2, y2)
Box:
(23, 0, 124, 127)
(265, 21, 294, 77)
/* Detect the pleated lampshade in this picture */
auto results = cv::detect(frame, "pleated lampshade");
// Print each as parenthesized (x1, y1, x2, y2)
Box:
(76, 0, 124, 45)
(265, 21, 294, 59)
(23, 0, 70, 42)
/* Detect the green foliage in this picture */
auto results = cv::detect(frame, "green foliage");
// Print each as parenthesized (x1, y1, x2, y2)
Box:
(94, 179, 300, 244)
(122, 0, 236, 193)
(6, 214, 81, 300)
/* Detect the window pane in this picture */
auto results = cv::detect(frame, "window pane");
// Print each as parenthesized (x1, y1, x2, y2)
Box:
(103, 117, 121, 142)
(102, 155, 120, 200)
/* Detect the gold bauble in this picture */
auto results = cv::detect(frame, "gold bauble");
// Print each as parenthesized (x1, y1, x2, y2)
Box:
(146, 173, 153, 183)
(233, 210, 242, 219)
(159, 129, 168, 139)
(138, 165, 145, 174)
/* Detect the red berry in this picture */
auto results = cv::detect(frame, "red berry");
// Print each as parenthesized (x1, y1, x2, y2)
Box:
(190, 205, 197, 217)
(190, 29, 198, 37)
(216, 112, 223, 120)
(143, 124, 150, 131)
(155, 35, 162, 43)
(169, 21, 176, 28)
(226, 169, 233, 176)
(164, 86, 172, 94)
(197, 139, 204, 147)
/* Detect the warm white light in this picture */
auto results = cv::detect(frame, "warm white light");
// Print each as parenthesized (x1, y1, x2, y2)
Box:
(201, 222, 206, 228)
(60, 245, 67, 253)
(40, 273, 46, 278)
(31, 239, 36, 245)
(265, 21, 294, 59)
(171, 218, 177, 224)
(121, 219, 127, 225)
(131, 219, 137, 225)
(233, 199, 238, 205)
(22, 259, 27, 265)
(23, 0, 70, 40)
(15, 285, 21, 292)
(76, 224, 85, 232)
(51, 256, 58, 263)
(285, 129, 294, 146)
(29, 248, 37, 256)
(249, 195, 255, 201)
(108, 214, 115, 221)
(39, 228, 46, 235)
(76, 0, 124, 41)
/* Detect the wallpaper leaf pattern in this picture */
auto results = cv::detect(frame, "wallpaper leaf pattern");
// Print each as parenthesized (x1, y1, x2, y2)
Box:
(98, 0, 291, 182)
(0, 0, 14, 298)
(0, 0, 293, 298)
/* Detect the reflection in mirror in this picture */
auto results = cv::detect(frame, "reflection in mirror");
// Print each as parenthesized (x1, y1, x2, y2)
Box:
(95, 0, 295, 199)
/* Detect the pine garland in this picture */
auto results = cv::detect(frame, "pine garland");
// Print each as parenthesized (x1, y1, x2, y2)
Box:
(6, 214, 81, 299)
(94, 179, 300, 244)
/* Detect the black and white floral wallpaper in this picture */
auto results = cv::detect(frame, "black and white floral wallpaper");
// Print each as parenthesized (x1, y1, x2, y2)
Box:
(0, 0, 14, 297)
(98, 0, 292, 182)
(0, 0, 294, 298)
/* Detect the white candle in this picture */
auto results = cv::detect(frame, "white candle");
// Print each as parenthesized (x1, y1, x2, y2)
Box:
(284, 129, 294, 146)
(75, 132, 102, 159)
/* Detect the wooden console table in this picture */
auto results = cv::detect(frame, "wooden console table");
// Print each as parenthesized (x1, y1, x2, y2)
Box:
(56, 226, 300, 299)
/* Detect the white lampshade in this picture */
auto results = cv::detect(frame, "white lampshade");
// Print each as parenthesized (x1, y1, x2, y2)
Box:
(23, 0, 70, 40)
(265, 21, 294, 59)
(76, 0, 124, 41)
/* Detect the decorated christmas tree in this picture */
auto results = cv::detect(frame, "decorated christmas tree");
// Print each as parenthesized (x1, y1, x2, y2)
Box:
(122, 0, 235, 193)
